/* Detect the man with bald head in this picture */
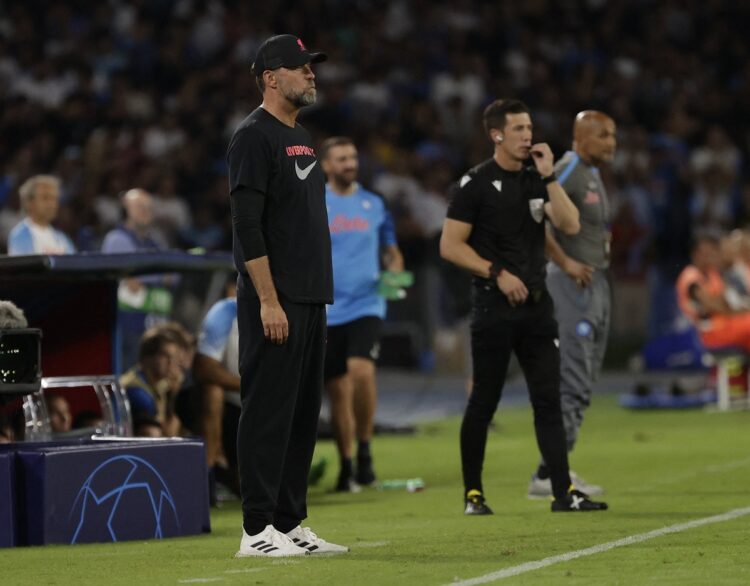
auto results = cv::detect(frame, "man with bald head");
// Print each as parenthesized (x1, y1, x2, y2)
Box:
(102, 188, 172, 370)
(528, 111, 617, 499)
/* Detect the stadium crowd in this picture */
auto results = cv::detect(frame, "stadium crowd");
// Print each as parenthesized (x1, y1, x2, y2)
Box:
(1, 0, 749, 337)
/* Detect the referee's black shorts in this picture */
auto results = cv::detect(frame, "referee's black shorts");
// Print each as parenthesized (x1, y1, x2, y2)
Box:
(324, 316, 381, 381)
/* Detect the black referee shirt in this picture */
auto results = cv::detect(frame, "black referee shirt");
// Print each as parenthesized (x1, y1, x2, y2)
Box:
(227, 107, 333, 304)
(447, 158, 549, 291)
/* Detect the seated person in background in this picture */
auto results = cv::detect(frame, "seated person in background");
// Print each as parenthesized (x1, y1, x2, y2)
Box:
(45, 394, 72, 434)
(677, 234, 750, 352)
(7, 175, 75, 255)
(72, 410, 105, 431)
(120, 325, 187, 437)
(133, 416, 164, 438)
(157, 321, 196, 386)
(192, 276, 241, 492)
(0, 412, 15, 443)
(719, 230, 750, 310)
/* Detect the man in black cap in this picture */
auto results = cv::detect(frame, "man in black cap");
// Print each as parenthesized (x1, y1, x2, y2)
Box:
(228, 34, 347, 557)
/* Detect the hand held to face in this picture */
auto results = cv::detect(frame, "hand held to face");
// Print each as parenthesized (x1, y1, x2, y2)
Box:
(530, 143, 554, 178)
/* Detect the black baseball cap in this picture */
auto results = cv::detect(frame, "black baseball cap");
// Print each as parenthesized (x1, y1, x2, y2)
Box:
(251, 34, 327, 75)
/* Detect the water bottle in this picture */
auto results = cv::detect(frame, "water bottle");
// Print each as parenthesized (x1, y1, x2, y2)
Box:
(378, 478, 425, 492)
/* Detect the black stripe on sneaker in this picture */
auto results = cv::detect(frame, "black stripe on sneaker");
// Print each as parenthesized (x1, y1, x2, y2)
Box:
(297, 541, 310, 548)
(258, 545, 277, 553)
(307, 545, 319, 551)
(250, 540, 266, 548)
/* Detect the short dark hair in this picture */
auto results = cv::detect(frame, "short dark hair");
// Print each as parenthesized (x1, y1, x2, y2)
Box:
(482, 99, 531, 136)
(256, 74, 265, 93)
(319, 136, 355, 160)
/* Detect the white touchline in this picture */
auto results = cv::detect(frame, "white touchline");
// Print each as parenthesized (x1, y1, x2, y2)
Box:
(177, 579, 223, 584)
(444, 506, 750, 586)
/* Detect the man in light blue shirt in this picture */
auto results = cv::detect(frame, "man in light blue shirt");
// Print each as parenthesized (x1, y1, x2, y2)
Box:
(7, 175, 75, 256)
(102, 188, 172, 371)
(322, 136, 405, 492)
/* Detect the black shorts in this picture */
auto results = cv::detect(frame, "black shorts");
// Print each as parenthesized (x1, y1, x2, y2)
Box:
(324, 316, 382, 381)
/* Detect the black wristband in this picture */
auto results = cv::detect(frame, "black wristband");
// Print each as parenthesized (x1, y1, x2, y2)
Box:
(542, 173, 557, 185)
(489, 262, 503, 281)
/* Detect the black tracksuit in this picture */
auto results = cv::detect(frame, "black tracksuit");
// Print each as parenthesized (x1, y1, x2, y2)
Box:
(227, 107, 333, 535)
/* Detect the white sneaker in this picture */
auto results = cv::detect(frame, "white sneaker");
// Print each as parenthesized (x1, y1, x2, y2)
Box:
(236, 524, 310, 558)
(286, 526, 349, 554)
(527, 475, 553, 499)
(527, 471, 604, 499)
(570, 471, 604, 496)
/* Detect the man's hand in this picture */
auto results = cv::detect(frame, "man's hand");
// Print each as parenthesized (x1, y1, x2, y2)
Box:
(497, 269, 528, 307)
(530, 143, 554, 178)
(563, 258, 594, 288)
(261, 299, 289, 344)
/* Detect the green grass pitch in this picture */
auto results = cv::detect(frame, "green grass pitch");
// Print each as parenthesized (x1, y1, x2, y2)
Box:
(3, 394, 750, 585)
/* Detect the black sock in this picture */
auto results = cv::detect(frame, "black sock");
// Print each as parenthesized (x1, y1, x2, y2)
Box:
(357, 441, 371, 459)
(340, 457, 353, 477)
(536, 464, 550, 480)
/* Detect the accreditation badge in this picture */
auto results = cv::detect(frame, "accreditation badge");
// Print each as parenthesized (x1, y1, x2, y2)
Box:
(529, 198, 545, 223)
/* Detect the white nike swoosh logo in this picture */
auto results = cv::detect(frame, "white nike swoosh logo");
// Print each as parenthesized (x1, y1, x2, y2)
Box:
(295, 160, 317, 180)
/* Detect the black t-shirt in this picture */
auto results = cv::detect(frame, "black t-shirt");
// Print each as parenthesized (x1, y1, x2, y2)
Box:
(446, 158, 550, 291)
(227, 107, 333, 304)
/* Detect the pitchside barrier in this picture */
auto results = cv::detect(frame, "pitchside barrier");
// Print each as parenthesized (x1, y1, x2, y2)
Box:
(0, 438, 210, 547)
(0, 252, 232, 547)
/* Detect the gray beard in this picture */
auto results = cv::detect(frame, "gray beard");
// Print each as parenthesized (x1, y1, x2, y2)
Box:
(287, 89, 316, 108)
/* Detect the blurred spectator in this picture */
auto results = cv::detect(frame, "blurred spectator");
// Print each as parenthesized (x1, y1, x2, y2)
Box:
(120, 325, 186, 437)
(72, 410, 105, 431)
(7, 175, 76, 255)
(102, 188, 173, 370)
(691, 165, 736, 235)
(1, 0, 750, 354)
(0, 412, 15, 443)
(676, 235, 750, 352)
(46, 394, 72, 434)
(133, 416, 164, 438)
(192, 275, 241, 500)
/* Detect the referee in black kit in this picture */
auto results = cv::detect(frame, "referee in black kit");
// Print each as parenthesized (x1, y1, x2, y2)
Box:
(227, 34, 347, 557)
(440, 99, 608, 514)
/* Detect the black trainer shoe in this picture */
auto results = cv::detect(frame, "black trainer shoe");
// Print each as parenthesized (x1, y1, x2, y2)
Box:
(551, 489, 608, 512)
(464, 489, 493, 515)
(355, 455, 377, 486)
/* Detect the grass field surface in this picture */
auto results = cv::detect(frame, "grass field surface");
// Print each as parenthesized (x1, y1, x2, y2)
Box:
(3, 394, 749, 585)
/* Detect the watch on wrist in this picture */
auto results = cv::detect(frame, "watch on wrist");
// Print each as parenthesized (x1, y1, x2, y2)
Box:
(489, 262, 503, 281)
(542, 173, 557, 185)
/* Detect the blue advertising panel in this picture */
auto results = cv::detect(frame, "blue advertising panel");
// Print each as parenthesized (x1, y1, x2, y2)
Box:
(0, 452, 15, 547)
(16, 440, 210, 546)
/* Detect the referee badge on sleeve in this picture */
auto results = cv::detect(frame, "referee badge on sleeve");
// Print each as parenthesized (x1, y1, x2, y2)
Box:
(529, 198, 545, 223)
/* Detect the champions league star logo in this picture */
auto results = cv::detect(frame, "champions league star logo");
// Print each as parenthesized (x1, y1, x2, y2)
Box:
(68, 455, 179, 544)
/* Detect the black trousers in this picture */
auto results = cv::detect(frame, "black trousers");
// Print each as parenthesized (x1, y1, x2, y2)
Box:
(236, 279, 326, 535)
(461, 284, 572, 500)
